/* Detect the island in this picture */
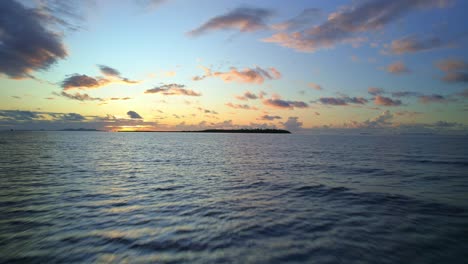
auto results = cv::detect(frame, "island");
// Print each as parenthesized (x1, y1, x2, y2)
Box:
(118, 129, 291, 134)
(192, 129, 291, 134)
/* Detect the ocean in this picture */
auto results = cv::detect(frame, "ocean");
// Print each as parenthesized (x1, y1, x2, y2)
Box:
(0, 132, 467, 263)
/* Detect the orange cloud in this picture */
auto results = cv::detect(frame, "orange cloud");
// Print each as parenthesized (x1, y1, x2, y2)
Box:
(308, 82, 323, 90)
(374, 95, 402, 106)
(61, 74, 110, 90)
(164, 71, 176, 77)
(437, 59, 466, 72)
(386, 61, 410, 75)
(436, 59, 468, 83)
(388, 35, 450, 54)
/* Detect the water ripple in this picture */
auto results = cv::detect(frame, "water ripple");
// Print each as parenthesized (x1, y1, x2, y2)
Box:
(0, 132, 467, 263)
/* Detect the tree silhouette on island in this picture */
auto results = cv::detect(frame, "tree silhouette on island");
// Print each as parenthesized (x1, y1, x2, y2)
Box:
(118, 129, 291, 134)
(192, 129, 291, 134)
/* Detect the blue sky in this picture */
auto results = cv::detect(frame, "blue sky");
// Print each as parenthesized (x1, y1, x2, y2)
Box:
(1, 0, 467, 133)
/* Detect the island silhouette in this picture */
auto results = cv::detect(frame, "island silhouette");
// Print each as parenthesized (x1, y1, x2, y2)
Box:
(118, 129, 291, 134)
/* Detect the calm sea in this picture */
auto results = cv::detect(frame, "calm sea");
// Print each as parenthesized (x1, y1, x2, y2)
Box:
(1, 132, 467, 263)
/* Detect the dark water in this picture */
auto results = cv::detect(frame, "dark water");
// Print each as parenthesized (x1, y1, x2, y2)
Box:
(1, 132, 467, 263)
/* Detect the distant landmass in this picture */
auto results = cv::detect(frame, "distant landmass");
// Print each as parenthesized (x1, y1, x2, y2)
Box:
(60, 128, 102, 132)
(192, 129, 291, 134)
(118, 129, 291, 134)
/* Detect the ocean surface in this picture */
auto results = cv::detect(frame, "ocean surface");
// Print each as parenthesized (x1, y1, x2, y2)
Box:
(0, 131, 467, 263)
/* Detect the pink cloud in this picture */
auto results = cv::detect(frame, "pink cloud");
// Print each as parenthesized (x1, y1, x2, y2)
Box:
(374, 95, 402, 106)
(386, 61, 410, 75)
(193, 66, 281, 84)
(262, 0, 450, 53)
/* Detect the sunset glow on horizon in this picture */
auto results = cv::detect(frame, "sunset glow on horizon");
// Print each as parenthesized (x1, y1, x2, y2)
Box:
(1, 0, 467, 133)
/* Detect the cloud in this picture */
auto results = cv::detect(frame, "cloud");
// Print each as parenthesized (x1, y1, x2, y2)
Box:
(308, 82, 323, 91)
(387, 35, 451, 54)
(163, 71, 176, 77)
(61, 74, 110, 90)
(281, 117, 303, 131)
(35, 0, 90, 30)
(0, 110, 86, 123)
(55, 91, 131, 102)
(391, 91, 421, 98)
(187, 7, 273, 36)
(385, 91, 450, 104)
(191, 66, 212, 81)
(263, 97, 309, 109)
(136, 0, 169, 9)
(258, 115, 282, 121)
(98, 65, 120, 77)
(61, 65, 138, 90)
(0, 110, 41, 121)
(457, 89, 468, 98)
(432, 121, 461, 128)
(343, 110, 394, 129)
(174, 119, 247, 131)
(318, 96, 368, 106)
(98, 65, 139, 84)
(194, 66, 281, 84)
(0, 0, 68, 79)
(57, 91, 104, 101)
(436, 59, 468, 83)
(441, 72, 468, 83)
(145, 84, 201, 96)
(318, 97, 347, 106)
(386, 61, 410, 74)
(364, 110, 393, 128)
(262, 32, 366, 53)
(196, 107, 218, 115)
(272, 8, 321, 31)
(368, 87, 385, 96)
(258, 91, 267, 99)
(0, 110, 165, 131)
(262, 0, 451, 52)
(374, 95, 402, 106)
(345, 97, 369, 104)
(418, 94, 448, 104)
(392, 121, 464, 132)
(225, 103, 258, 110)
(269, 67, 282, 79)
(127, 111, 142, 119)
(110, 97, 132, 101)
(437, 59, 467, 72)
(395, 111, 422, 117)
(235, 91, 259, 100)
(60, 113, 85, 121)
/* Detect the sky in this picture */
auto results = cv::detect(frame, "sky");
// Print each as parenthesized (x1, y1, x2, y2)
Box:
(1, 0, 468, 133)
